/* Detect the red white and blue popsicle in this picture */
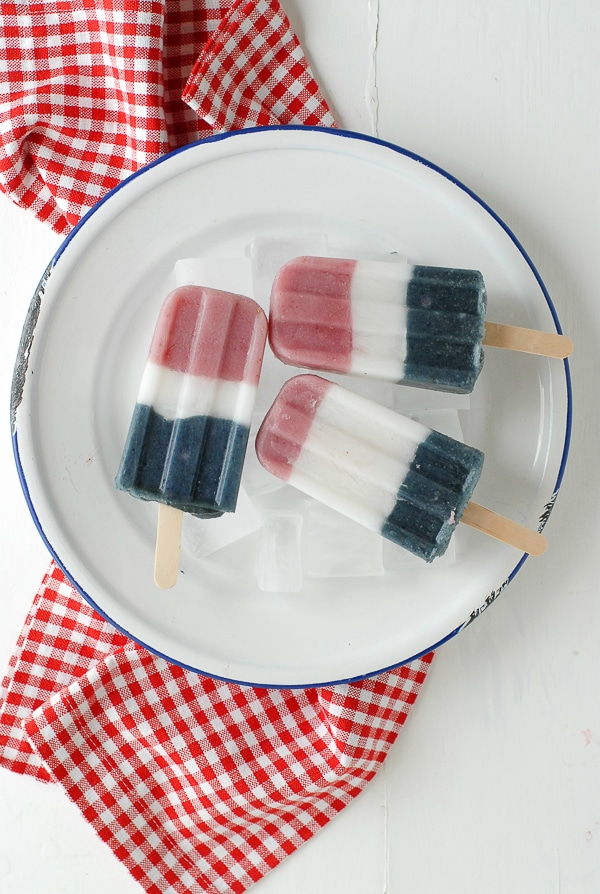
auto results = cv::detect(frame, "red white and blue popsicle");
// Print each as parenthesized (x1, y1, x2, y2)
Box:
(117, 285, 267, 516)
(269, 256, 572, 394)
(116, 285, 267, 586)
(255, 374, 547, 562)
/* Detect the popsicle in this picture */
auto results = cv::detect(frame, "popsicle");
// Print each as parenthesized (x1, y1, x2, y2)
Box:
(116, 285, 267, 586)
(268, 256, 572, 393)
(255, 374, 547, 562)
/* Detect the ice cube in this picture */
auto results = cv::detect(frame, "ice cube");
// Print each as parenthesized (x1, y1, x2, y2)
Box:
(181, 487, 261, 559)
(305, 502, 384, 578)
(171, 256, 252, 296)
(256, 509, 303, 592)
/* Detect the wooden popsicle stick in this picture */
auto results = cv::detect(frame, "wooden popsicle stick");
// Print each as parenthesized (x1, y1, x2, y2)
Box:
(461, 501, 547, 556)
(154, 504, 183, 589)
(483, 322, 572, 358)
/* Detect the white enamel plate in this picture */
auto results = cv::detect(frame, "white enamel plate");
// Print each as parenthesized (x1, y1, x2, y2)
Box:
(11, 127, 571, 687)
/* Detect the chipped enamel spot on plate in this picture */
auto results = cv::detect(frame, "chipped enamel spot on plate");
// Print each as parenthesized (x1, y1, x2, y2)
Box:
(11, 260, 54, 434)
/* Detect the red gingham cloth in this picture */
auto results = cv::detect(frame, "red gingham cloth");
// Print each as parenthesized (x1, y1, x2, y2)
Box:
(1, 570, 433, 893)
(0, 0, 333, 233)
(0, 3, 434, 892)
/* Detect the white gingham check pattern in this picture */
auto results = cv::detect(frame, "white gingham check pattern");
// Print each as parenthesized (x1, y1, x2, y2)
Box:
(183, 0, 334, 130)
(0, 2, 433, 891)
(24, 644, 432, 894)
(0, 0, 334, 234)
(1, 567, 433, 894)
(0, 565, 131, 781)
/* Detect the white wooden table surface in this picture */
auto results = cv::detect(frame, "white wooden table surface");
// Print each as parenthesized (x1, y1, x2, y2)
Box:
(1, 1, 598, 891)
